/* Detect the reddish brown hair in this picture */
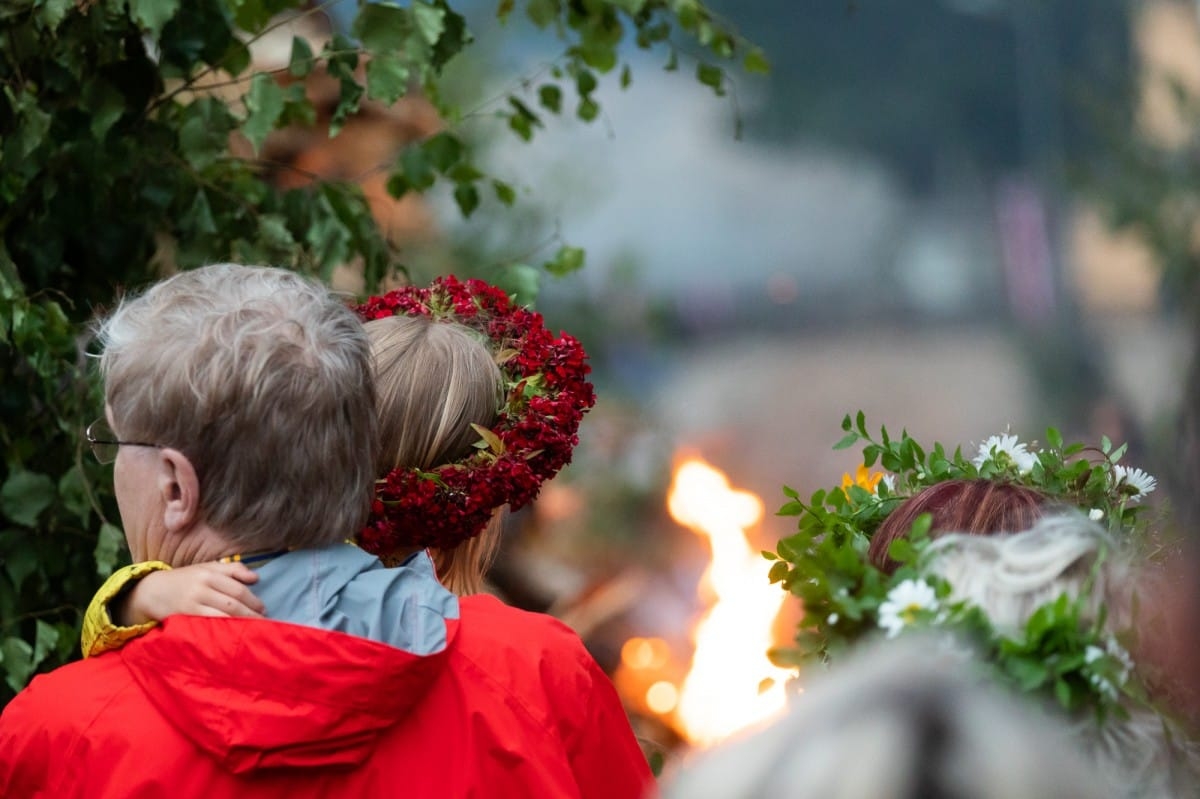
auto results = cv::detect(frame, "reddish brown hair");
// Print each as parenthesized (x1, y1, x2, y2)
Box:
(868, 479, 1048, 574)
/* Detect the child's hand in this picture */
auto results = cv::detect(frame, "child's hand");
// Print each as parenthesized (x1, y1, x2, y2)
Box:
(115, 562, 265, 626)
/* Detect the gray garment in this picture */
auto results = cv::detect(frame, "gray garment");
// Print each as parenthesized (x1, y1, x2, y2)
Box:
(250, 543, 458, 656)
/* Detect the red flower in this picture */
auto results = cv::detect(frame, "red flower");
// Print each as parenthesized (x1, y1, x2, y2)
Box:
(353, 276, 595, 554)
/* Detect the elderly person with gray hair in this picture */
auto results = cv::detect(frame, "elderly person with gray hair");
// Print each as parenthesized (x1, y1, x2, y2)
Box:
(924, 516, 1198, 799)
(0, 264, 650, 799)
(661, 637, 1110, 799)
(666, 514, 1198, 799)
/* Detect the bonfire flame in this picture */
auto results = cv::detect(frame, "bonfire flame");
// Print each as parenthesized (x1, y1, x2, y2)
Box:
(667, 457, 791, 746)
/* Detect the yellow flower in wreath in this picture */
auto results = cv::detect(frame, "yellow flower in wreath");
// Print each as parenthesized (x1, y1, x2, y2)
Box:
(842, 464, 884, 498)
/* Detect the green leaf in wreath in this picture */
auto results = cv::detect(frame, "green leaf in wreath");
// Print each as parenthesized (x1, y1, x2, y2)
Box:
(833, 432, 859, 451)
(470, 423, 505, 455)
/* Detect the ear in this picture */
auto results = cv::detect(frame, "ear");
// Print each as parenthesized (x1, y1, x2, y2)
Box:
(157, 449, 201, 534)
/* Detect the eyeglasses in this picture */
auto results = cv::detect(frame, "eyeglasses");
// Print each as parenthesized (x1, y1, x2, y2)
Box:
(85, 418, 162, 464)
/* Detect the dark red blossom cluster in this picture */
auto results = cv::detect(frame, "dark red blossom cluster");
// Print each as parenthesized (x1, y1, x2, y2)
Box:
(354, 275, 596, 554)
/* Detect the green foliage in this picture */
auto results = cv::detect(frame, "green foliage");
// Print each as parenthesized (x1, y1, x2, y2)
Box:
(767, 412, 1159, 719)
(0, 0, 759, 704)
(1, 269, 111, 701)
(492, 0, 758, 138)
(543, 245, 586, 277)
(820, 412, 1154, 535)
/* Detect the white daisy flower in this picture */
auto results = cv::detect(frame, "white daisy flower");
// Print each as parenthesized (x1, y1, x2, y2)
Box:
(880, 474, 896, 493)
(1106, 639, 1134, 683)
(1088, 508, 1104, 522)
(1088, 673, 1119, 702)
(1085, 638, 1133, 701)
(1112, 465, 1157, 503)
(972, 433, 1037, 474)
(877, 579, 938, 638)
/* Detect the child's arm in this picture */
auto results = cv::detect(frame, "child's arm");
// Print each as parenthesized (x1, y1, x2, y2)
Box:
(81, 561, 264, 658)
(119, 561, 264, 624)
(82, 561, 172, 658)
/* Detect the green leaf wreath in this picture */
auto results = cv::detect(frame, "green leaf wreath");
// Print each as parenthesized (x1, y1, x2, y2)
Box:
(766, 412, 1161, 720)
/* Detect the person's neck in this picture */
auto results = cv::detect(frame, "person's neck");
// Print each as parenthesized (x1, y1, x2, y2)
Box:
(160, 523, 242, 567)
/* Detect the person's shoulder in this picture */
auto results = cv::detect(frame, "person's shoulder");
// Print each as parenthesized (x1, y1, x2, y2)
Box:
(3, 653, 131, 729)
(454, 594, 604, 698)
(444, 595, 607, 748)
(459, 594, 592, 660)
(11, 652, 128, 702)
(459, 594, 580, 638)
(450, 594, 654, 796)
(0, 653, 134, 795)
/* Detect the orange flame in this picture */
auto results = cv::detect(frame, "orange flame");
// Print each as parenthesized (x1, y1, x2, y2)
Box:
(666, 457, 792, 746)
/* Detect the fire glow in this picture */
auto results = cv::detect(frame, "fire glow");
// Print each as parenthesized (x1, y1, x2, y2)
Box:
(666, 457, 791, 746)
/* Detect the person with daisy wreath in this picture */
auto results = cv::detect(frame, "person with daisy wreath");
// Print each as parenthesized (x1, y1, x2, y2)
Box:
(2, 267, 652, 798)
(767, 414, 1199, 798)
(662, 635, 1111, 799)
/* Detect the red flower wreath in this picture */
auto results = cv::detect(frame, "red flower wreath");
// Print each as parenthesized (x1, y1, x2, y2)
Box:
(354, 275, 596, 554)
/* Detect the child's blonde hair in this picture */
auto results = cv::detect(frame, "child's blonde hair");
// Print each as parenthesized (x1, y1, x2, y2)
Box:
(366, 314, 505, 595)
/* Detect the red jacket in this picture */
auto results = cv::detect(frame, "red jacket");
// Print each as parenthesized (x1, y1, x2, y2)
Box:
(0, 594, 653, 798)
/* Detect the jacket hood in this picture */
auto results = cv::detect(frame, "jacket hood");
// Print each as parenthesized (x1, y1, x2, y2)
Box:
(122, 614, 458, 774)
(119, 547, 459, 776)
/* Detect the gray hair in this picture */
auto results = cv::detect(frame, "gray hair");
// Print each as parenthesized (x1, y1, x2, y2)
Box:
(925, 514, 1197, 799)
(662, 638, 1107, 799)
(97, 264, 378, 551)
(923, 513, 1129, 635)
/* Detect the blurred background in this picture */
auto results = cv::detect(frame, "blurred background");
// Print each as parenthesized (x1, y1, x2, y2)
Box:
(277, 0, 1196, 757)
(6, 0, 1200, 766)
